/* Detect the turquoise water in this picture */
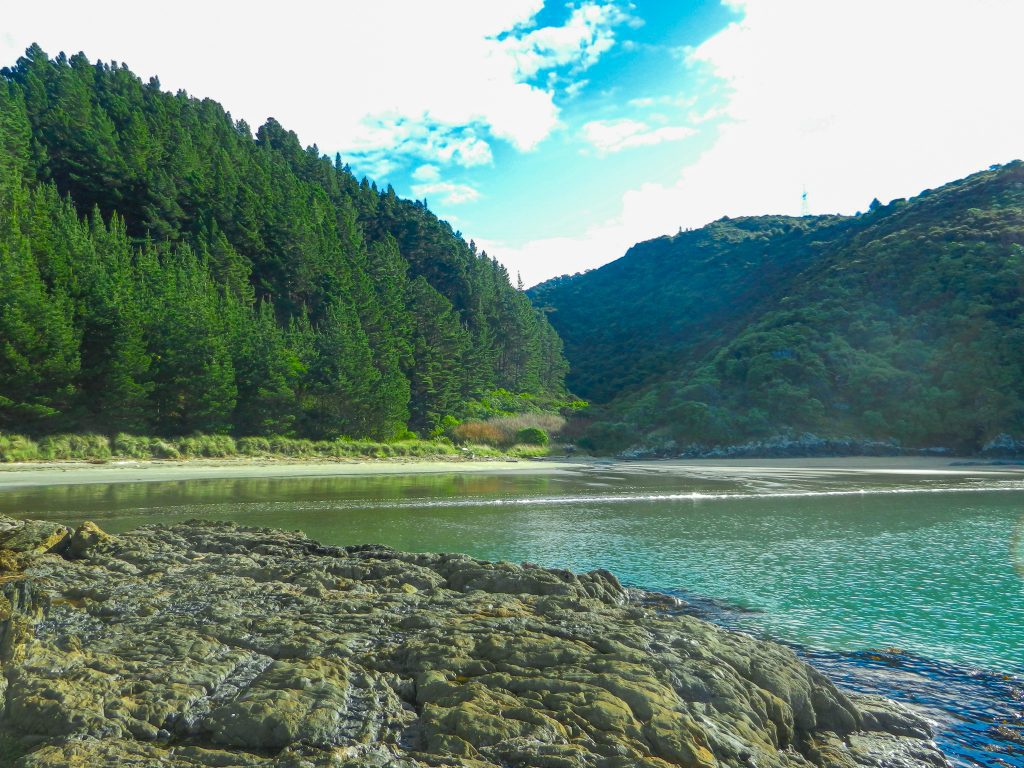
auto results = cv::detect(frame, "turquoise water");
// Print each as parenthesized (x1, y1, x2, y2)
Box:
(2, 461, 1022, 764)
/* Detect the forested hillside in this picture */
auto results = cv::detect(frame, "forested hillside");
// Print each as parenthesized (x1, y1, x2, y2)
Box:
(530, 162, 1024, 453)
(0, 46, 566, 440)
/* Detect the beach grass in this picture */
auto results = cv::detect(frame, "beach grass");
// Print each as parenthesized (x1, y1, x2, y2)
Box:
(0, 432, 555, 464)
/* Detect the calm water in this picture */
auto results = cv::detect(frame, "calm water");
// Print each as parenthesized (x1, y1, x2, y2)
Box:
(1, 461, 1022, 765)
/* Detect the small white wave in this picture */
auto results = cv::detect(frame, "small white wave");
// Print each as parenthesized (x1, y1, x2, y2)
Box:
(315, 481, 1024, 511)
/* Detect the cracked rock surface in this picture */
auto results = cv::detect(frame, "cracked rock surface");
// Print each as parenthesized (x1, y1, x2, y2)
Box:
(0, 517, 948, 767)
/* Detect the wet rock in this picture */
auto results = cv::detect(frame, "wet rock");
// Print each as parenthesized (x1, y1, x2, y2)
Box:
(0, 517, 71, 562)
(66, 521, 110, 559)
(0, 518, 949, 767)
(851, 694, 932, 740)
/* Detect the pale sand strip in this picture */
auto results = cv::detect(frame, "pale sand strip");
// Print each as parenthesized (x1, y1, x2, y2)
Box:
(0, 454, 1021, 490)
(0, 458, 589, 488)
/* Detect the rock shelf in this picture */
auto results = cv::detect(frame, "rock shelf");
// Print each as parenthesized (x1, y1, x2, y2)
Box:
(0, 516, 947, 767)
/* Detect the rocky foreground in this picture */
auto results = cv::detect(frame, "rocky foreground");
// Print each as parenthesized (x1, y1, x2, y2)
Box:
(0, 517, 948, 768)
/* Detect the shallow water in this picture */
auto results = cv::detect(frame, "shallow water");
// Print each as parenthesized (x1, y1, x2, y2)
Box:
(2, 461, 1022, 765)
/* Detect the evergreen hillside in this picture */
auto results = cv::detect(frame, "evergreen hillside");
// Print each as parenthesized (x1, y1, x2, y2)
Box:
(529, 162, 1024, 452)
(0, 46, 567, 440)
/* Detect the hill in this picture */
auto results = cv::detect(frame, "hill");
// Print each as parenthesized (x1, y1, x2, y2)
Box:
(0, 46, 567, 440)
(529, 162, 1024, 453)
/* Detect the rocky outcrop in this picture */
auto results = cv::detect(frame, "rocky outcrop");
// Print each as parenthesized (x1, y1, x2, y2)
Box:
(0, 517, 948, 767)
(618, 434, 961, 460)
(980, 433, 1024, 458)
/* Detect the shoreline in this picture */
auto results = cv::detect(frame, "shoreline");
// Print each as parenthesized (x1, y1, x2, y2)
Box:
(0, 456, 592, 488)
(0, 454, 1021, 490)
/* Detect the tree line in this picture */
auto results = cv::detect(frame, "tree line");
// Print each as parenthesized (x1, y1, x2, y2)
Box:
(0, 46, 567, 439)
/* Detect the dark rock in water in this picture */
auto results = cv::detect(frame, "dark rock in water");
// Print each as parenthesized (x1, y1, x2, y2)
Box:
(0, 516, 949, 767)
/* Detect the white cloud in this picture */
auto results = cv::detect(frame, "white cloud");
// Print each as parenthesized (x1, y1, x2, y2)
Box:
(411, 181, 481, 205)
(628, 94, 697, 110)
(499, 0, 1024, 285)
(499, 2, 632, 79)
(347, 120, 494, 174)
(412, 164, 441, 182)
(582, 118, 694, 154)
(0, 1, 629, 169)
(564, 79, 590, 100)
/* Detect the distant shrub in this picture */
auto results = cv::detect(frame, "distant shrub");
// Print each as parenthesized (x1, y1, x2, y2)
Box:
(150, 440, 181, 459)
(268, 436, 315, 457)
(515, 427, 549, 446)
(38, 434, 111, 460)
(112, 434, 181, 459)
(462, 390, 587, 421)
(0, 433, 40, 462)
(112, 433, 149, 458)
(506, 443, 550, 458)
(463, 389, 539, 419)
(452, 421, 505, 447)
(453, 414, 563, 447)
(496, 413, 565, 436)
(431, 415, 461, 439)
(176, 434, 236, 458)
(237, 437, 272, 455)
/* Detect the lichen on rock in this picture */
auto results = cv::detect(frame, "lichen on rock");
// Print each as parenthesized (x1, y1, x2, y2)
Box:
(0, 516, 948, 767)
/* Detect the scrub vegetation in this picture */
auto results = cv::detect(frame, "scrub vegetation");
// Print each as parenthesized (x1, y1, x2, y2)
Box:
(531, 162, 1024, 453)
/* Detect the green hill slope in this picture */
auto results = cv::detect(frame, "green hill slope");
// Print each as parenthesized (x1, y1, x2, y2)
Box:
(0, 46, 566, 439)
(529, 162, 1024, 453)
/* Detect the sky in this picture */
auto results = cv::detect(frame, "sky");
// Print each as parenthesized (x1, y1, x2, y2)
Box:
(3, 1, 1024, 286)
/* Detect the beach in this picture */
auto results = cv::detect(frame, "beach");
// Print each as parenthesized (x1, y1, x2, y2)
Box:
(0, 454, 1020, 490)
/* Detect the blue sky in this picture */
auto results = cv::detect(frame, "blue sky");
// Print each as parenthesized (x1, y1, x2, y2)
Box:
(345, 1, 738, 245)
(4, 1, 1024, 285)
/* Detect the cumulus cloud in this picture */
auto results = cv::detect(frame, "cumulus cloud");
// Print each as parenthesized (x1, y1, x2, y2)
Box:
(410, 180, 481, 205)
(498, 2, 634, 79)
(347, 120, 494, 177)
(412, 164, 441, 182)
(581, 118, 694, 154)
(499, 0, 1024, 285)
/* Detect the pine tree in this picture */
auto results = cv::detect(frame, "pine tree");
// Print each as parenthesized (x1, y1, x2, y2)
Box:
(230, 299, 301, 435)
(407, 277, 471, 432)
(75, 210, 152, 433)
(142, 245, 237, 434)
(0, 178, 79, 430)
(300, 297, 380, 439)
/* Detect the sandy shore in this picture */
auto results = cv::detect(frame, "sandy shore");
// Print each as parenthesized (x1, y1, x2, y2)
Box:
(0, 457, 592, 488)
(0, 454, 1020, 489)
